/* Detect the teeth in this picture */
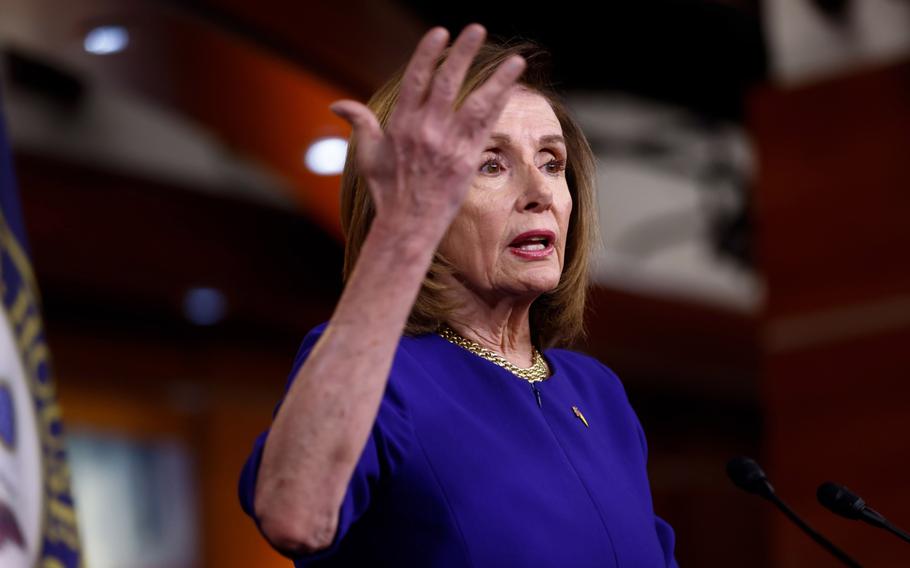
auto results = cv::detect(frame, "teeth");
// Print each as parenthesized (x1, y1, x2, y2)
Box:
(519, 243, 546, 251)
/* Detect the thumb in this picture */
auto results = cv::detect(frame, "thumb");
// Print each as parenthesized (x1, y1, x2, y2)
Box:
(329, 100, 382, 155)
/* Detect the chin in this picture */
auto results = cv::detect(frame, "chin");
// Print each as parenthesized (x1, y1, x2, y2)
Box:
(519, 275, 561, 295)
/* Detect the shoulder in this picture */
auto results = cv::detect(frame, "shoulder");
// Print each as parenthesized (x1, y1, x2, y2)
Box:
(285, 319, 416, 454)
(280, 321, 330, 392)
(293, 321, 434, 359)
(288, 321, 444, 381)
(288, 320, 329, 362)
(293, 320, 330, 357)
(546, 348, 648, 453)
(545, 347, 629, 399)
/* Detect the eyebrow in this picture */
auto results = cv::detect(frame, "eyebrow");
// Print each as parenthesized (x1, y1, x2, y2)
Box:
(488, 133, 566, 147)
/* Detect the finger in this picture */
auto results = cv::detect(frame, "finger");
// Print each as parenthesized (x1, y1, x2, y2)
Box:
(424, 23, 486, 116)
(330, 99, 383, 162)
(394, 27, 450, 116)
(453, 55, 526, 141)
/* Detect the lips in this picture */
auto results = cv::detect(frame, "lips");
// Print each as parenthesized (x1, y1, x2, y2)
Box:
(508, 229, 556, 250)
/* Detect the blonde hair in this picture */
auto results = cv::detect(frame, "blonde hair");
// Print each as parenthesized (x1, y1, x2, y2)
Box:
(339, 37, 599, 349)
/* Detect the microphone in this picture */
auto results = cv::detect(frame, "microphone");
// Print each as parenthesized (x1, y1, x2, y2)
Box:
(726, 457, 863, 568)
(818, 482, 910, 545)
(726, 455, 775, 499)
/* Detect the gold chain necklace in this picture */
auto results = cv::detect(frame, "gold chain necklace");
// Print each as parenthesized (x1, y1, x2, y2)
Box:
(436, 324, 550, 383)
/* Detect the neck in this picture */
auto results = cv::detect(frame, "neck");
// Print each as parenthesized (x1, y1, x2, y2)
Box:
(444, 285, 537, 368)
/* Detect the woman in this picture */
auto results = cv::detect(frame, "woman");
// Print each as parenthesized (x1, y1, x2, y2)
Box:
(239, 23, 678, 567)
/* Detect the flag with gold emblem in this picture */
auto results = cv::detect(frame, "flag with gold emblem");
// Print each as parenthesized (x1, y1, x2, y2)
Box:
(0, 86, 82, 567)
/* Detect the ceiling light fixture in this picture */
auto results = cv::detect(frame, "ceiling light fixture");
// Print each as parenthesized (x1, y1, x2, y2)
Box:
(304, 137, 347, 175)
(182, 287, 227, 326)
(83, 26, 129, 55)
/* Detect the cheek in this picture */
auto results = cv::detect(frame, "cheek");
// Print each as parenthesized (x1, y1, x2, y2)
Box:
(459, 191, 498, 234)
(559, 188, 573, 255)
(558, 187, 573, 227)
(459, 214, 510, 275)
(442, 204, 489, 265)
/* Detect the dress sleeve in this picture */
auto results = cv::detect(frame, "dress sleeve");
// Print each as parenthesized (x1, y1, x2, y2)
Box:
(633, 417, 680, 568)
(598, 361, 680, 568)
(237, 321, 413, 563)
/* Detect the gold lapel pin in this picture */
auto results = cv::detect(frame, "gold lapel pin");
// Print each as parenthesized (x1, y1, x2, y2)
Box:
(572, 405, 589, 428)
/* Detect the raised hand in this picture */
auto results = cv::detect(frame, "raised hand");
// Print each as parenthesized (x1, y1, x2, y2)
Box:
(329, 24, 527, 235)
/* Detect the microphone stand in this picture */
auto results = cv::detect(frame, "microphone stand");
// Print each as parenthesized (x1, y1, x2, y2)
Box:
(882, 523, 910, 545)
(863, 510, 910, 545)
(767, 493, 863, 568)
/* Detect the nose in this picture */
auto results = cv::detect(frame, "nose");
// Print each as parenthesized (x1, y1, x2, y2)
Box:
(518, 162, 554, 212)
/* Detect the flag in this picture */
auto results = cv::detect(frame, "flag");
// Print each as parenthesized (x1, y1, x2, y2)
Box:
(0, 86, 82, 567)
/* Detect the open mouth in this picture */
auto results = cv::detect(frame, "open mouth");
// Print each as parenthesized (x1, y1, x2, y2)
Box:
(509, 235, 550, 251)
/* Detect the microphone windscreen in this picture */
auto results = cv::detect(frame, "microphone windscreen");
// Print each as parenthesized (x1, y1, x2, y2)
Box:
(726, 456, 774, 498)
(817, 482, 864, 520)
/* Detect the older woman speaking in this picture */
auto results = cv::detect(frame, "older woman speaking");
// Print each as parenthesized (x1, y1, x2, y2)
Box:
(239, 23, 678, 567)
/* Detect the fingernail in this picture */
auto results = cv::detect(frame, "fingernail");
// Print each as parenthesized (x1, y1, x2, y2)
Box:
(505, 56, 525, 73)
(429, 27, 448, 45)
(467, 23, 485, 38)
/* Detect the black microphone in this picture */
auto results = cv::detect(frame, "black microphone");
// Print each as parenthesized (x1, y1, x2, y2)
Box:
(726, 457, 863, 568)
(726, 455, 775, 499)
(818, 481, 910, 545)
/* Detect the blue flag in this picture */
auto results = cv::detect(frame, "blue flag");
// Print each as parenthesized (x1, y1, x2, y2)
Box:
(0, 87, 82, 566)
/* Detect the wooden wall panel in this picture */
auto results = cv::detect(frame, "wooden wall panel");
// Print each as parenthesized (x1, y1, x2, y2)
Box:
(49, 318, 309, 568)
(750, 59, 910, 567)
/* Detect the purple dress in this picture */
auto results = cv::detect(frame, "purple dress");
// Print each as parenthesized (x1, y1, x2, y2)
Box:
(239, 322, 678, 567)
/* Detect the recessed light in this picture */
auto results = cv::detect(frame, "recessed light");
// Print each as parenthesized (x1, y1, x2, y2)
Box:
(182, 287, 227, 326)
(304, 137, 347, 175)
(84, 26, 129, 55)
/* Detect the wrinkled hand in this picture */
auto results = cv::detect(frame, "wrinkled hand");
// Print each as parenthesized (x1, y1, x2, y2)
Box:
(329, 24, 526, 235)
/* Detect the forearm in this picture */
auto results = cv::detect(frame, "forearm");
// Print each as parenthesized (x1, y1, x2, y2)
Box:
(254, 218, 441, 553)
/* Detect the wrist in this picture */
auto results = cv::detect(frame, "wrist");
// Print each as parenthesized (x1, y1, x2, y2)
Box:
(368, 215, 446, 261)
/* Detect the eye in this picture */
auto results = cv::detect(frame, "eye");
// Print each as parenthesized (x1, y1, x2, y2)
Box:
(479, 156, 504, 175)
(545, 158, 567, 175)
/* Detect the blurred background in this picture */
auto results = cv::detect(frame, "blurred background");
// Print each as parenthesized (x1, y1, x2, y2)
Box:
(0, 0, 908, 566)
